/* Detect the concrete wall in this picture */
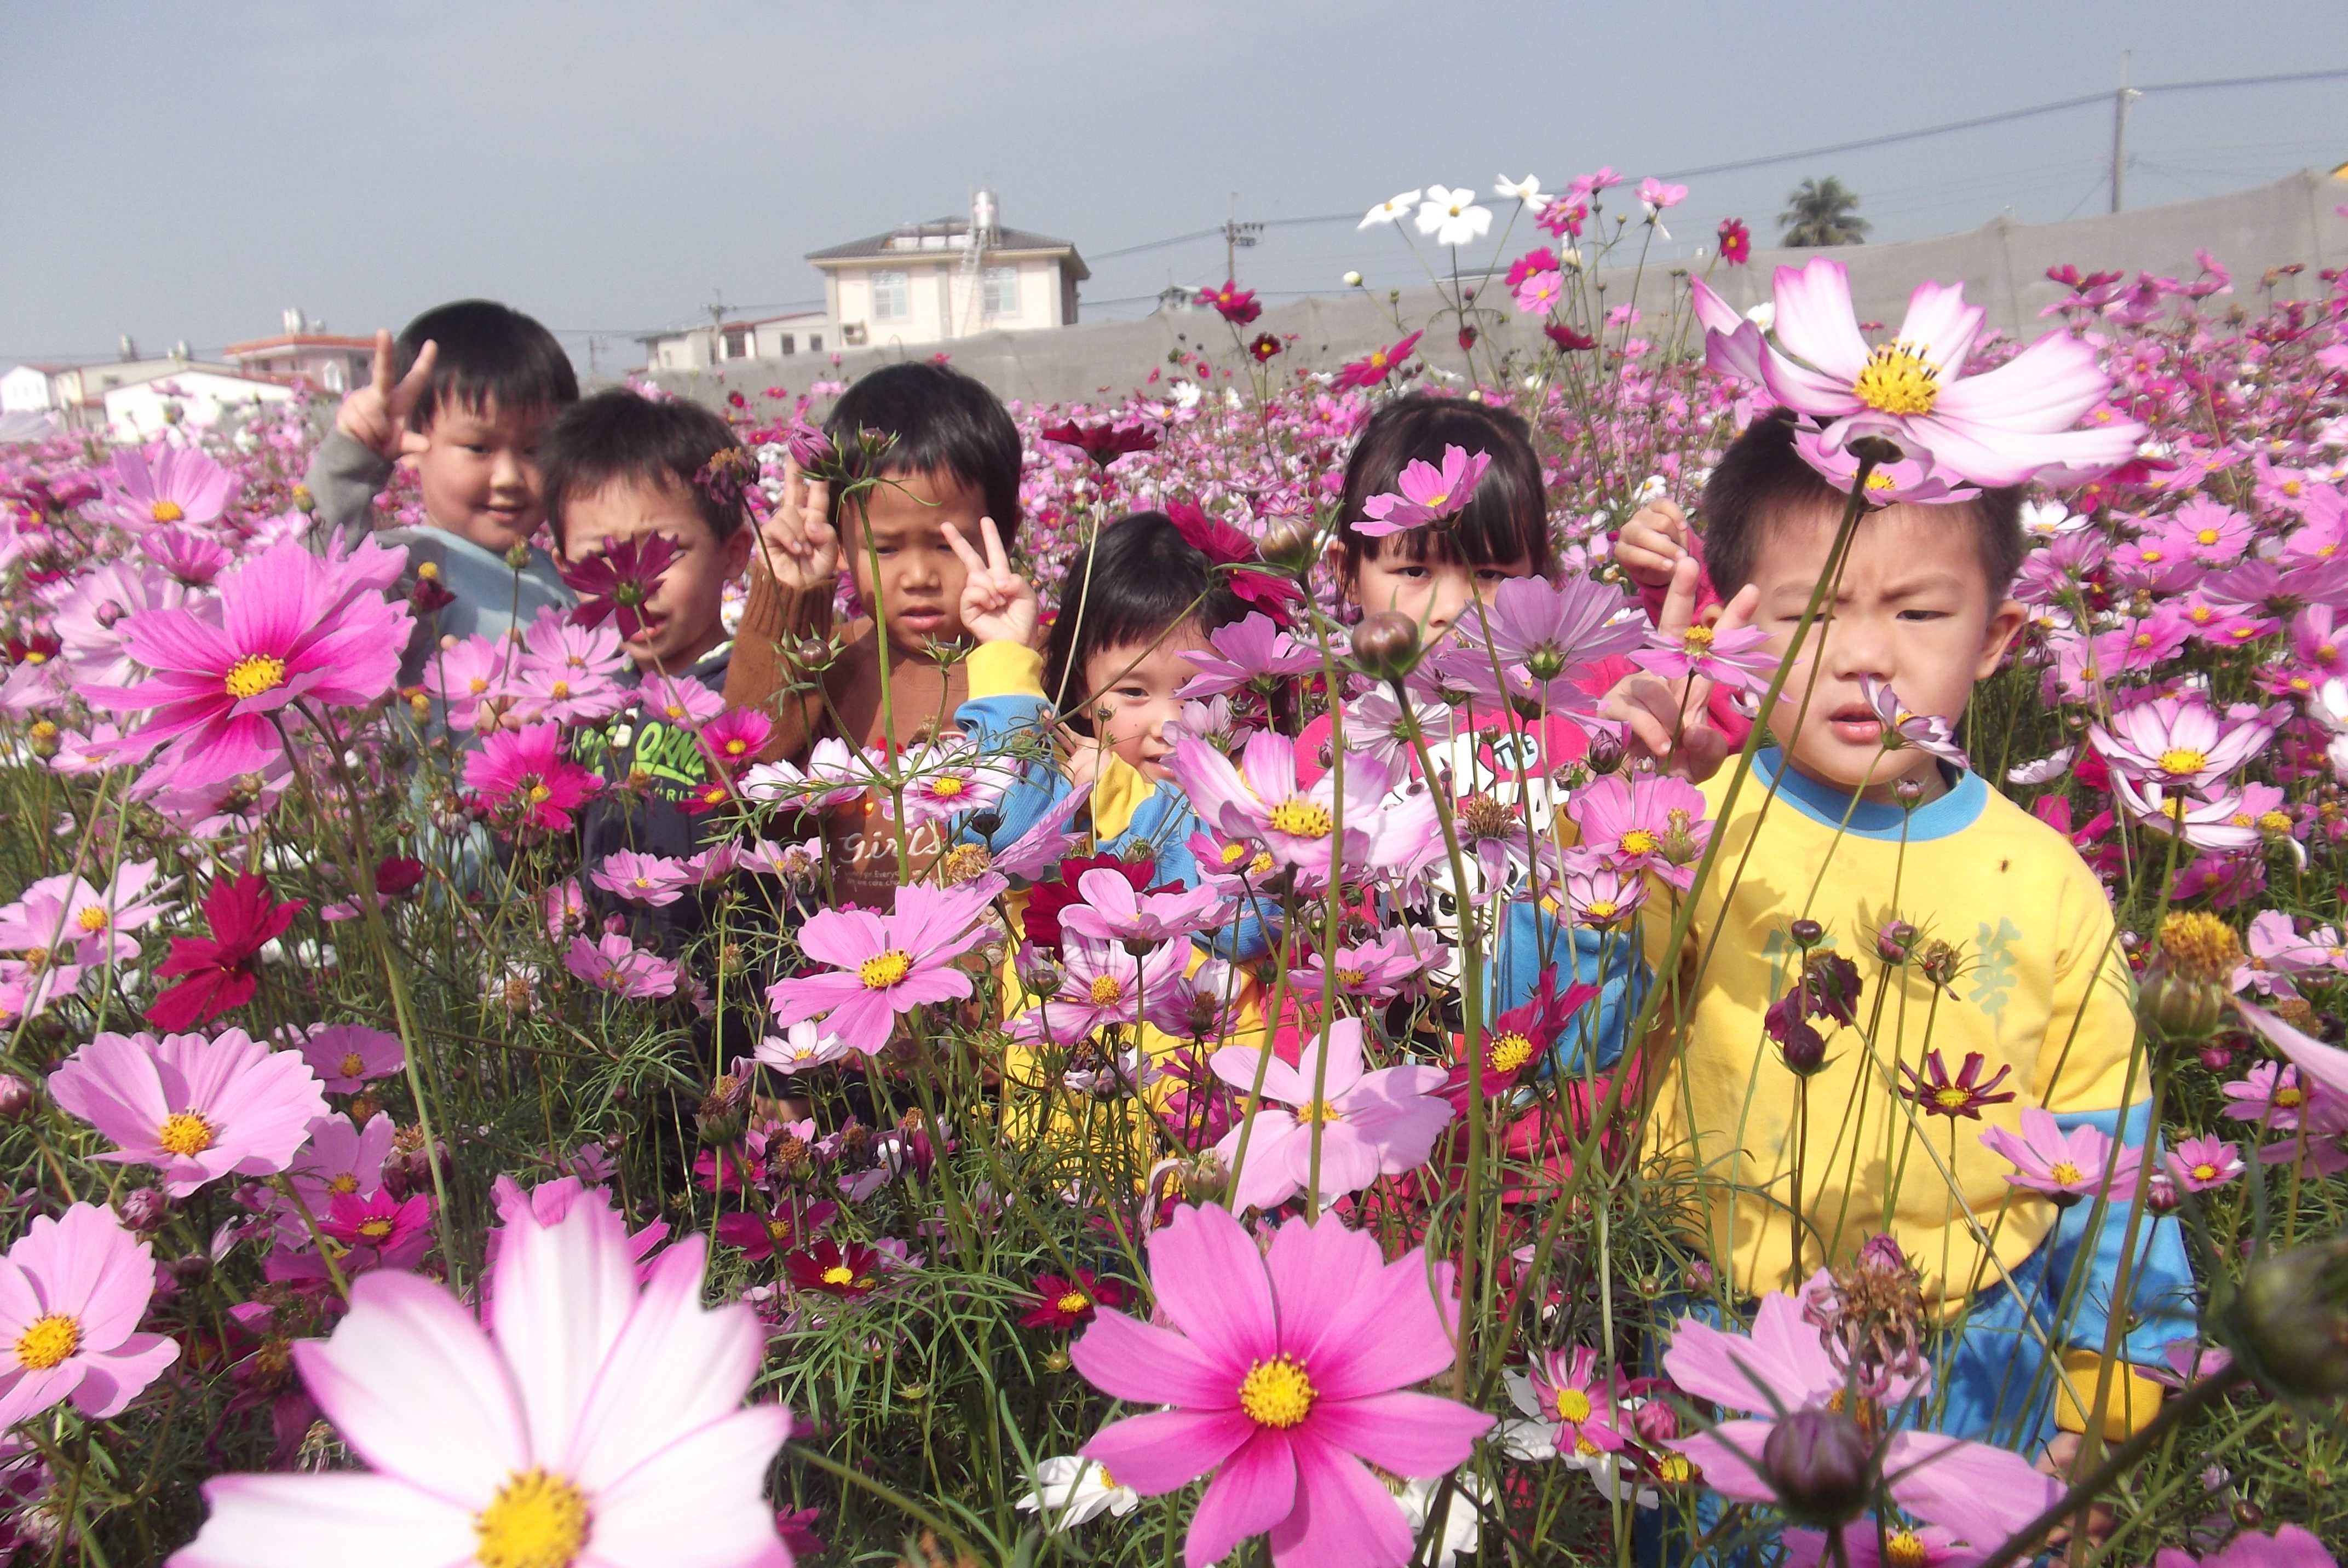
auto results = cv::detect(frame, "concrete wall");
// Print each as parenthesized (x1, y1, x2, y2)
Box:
(647, 169, 2348, 413)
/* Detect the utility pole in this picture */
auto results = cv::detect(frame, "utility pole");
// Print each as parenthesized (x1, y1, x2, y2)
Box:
(2110, 51, 2140, 214)
(1223, 194, 1262, 283)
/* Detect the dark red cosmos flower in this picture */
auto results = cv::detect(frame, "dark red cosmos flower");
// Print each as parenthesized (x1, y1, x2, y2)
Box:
(1544, 324, 1598, 353)
(1505, 249, 1561, 290)
(146, 873, 304, 1030)
(1333, 331, 1422, 390)
(678, 776, 734, 816)
(1716, 218, 1751, 266)
(559, 532, 680, 640)
(1165, 502, 1305, 626)
(1198, 280, 1262, 325)
(1021, 855, 1162, 952)
(784, 1237, 888, 1298)
(1898, 1048, 2017, 1121)
(775, 1510, 826, 1559)
(716, 1197, 839, 1261)
(1248, 333, 1283, 363)
(373, 855, 426, 898)
(1535, 197, 1587, 239)
(1020, 1267, 1130, 1330)
(1442, 968, 1599, 1104)
(1039, 419, 1160, 469)
(5, 633, 60, 667)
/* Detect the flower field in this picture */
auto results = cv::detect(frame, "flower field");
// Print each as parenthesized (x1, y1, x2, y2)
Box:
(0, 171, 2345, 1568)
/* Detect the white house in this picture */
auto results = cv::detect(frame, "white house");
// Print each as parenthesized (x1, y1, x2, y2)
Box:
(0, 365, 71, 415)
(807, 191, 1086, 350)
(640, 308, 831, 372)
(103, 370, 294, 442)
(223, 311, 375, 392)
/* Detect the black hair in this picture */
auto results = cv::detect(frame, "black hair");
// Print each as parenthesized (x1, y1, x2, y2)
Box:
(822, 362, 1023, 543)
(394, 299, 578, 431)
(1335, 393, 1555, 586)
(1042, 510, 1249, 731)
(540, 390, 751, 550)
(1699, 410, 2025, 597)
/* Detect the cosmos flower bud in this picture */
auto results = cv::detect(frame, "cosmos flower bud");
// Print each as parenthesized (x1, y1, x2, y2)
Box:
(291, 483, 315, 514)
(1343, 270, 1364, 287)
(0, 1073, 32, 1122)
(1350, 611, 1423, 682)
(115, 1187, 168, 1232)
(2226, 1236, 2348, 1400)
(1256, 520, 1320, 578)
(1586, 730, 1625, 776)
(1894, 777, 1925, 805)
(1875, 920, 1917, 964)
(1789, 919, 1825, 949)
(504, 541, 534, 572)
(1760, 1407, 1874, 1528)
(1632, 1398, 1681, 1444)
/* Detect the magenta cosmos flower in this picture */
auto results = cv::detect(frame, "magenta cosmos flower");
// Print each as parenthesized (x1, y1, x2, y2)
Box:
(1208, 1016, 1454, 1210)
(1175, 612, 1323, 700)
(1010, 931, 1191, 1047)
(1664, 1292, 2061, 1539)
(1567, 773, 1710, 891)
(464, 723, 604, 834)
(1056, 866, 1227, 946)
(1631, 619, 1779, 696)
(0, 1203, 180, 1429)
(1977, 1107, 2140, 1208)
(566, 933, 680, 1000)
(49, 1028, 329, 1197)
(89, 537, 411, 790)
(172, 1190, 792, 1568)
(1333, 331, 1422, 391)
(766, 874, 1005, 1055)
(1170, 733, 1414, 885)
(288, 1023, 404, 1095)
(95, 444, 235, 533)
(1071, 1202, 1492, 1568)
(2155, 1526, 2340, 1568)
(1358, 445, 1493, 537)
(1742, 257, 2145, 487)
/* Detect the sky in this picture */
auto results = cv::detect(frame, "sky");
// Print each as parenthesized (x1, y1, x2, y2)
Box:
(3, 0, 2342, 371)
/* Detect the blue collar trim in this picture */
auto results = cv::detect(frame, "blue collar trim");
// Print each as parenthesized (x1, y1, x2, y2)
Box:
(1751, 749, 1987, 843)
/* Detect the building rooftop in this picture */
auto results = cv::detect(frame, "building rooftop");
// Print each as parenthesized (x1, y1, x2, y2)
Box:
(808, 217, 1089, 280)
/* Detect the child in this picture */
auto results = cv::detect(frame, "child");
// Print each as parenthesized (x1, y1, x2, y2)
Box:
(1602, 411, 2190, 1450)
(723, 362, 1023, 763)
(539, 389, 754, 861)
(306, 300, 580, 679)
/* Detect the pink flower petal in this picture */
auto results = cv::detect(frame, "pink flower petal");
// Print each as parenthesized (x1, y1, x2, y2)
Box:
(1083, 1406, 1255, 1496)
(1268, 1433, 1415, 1568)
(172, 1472, 476, 1568)
(1305, 1391, 1492, 1477)
(1884, 1429, 2063, 1540)
(1187, 1432, 1298, 1568)
(1071, 1306, 1245, 1410)
(585, 1406, 793, 1568)
(1147, 1202, 1277, 1362)
(492, 1190, 643, 1474)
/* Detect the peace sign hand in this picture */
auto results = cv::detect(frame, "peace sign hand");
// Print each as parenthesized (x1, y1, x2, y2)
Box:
(942, 516, 1037, 647)
(1599, 555, 1761, 782)
(752, 454, 838, 593)
(336, 330, 438, 462)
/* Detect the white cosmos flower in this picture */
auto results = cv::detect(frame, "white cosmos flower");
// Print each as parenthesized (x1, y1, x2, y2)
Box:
(1360, 188, 1422, 228)
(1745, 301, 1776, 332)
(1015, 1456, 1138, 1529)
(755, 1018, 851, 1072)
(1394, 1471, 1491, 1566)
(1494, 172, 1544, 204)
(1416, 186, 1492, 247)
(2022, 499, 2088, 537)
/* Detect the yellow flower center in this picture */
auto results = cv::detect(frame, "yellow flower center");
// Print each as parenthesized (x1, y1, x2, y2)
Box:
(550, 680, 572, 700)
(2048, 1161, 2085, 1185)
(822, 1265, 855, 1287)
(1268, 799, 1333, 839)
(474, 1468, 591, 1568)
(1884, 1531, 1930, 1568)
(1087, 975, 1124, 1006)
(1864, 471, 1901, 494)
(2196, 528, 2222, 546)
(150, 500, 185, 523)
(1292, 1099, 1342, 1126)
(1582, 899, 1620, 923)
(1055, 1290, 1091, 1314)
(1334, 967, 1367, 987)
(357, 1217, 396, 1241)
(158, 1111, 214, 1157)
(1489, 1032, 1535, 1073)
(1219, 842, 1248, 866)
(1851, 342, 1940, 416)
(2276, 1087, 2305, 1108)
(75, 904, 108, 932)
(1555, 1387, 1593, 1423)
(859, 950, 912, 989)
(930, 776, 966, 798)
(1238, 1354, 1316, 1428)
(328, 1172, 359, 1195)
(339, 1051, 367, 1078)
(1618, 828, 1658, 856)
(1656, 1453, 1697, 1484)
(2191, 1162, 2219, 1182)
(526, 782, 553, 804)
(2156, 747, 2208, 777)
(223, 654, 287, 700)
(1248, 851, 1274, 877)
(1934, 1086, 1972, 1111)
(1679, 625, 1716, 653)
(2259, 811, 2293, 833)
(14, 1313, 80, 1371)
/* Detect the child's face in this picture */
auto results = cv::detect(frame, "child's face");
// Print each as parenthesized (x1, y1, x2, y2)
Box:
(1345, 539, 1535, 648)
(839, 469, 988, 653)
(1748, 501, 2025, 802)
(409, 398, 555, 555)
(561, 476, 752, 673)
(1081, 628, 1204, 782)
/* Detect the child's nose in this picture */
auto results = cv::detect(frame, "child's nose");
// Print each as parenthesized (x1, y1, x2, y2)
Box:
(488, 447, 527, 492)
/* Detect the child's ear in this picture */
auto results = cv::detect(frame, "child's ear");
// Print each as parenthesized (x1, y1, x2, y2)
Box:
(1975, 596, 2029, 679)
(1325, 539, 1354, 598)
(723, 525, 755, 576)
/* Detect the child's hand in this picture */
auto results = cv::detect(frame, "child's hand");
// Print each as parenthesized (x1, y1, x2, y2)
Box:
(336, 331, 437, 463)
(1616, 498, 1691, 590)
(751, 454, 837, 593)
(1054, 720, 1106, 788)
(943, 517, 1037, 646)
(1601, 556, 1759, 782)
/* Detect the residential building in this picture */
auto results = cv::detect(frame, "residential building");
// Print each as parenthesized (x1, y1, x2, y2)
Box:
(103, 370, 294, 442)
(807, 191, 1086, 349)
(640, 308, 830, 372)
(222, 310, 375, 392)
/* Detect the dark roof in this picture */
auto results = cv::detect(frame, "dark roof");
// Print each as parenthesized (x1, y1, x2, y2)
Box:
(807, 218, 1089, 279)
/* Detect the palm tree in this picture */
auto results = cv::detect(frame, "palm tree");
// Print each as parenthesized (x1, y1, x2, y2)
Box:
(1779, 177, 1872, 248)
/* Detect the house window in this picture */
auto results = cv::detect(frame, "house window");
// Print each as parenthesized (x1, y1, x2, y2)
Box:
(775, 333, 796, 356)
(982, 267, 1020, 318)
(809, 333, 824, 353)
(870, 271, 910, 321)
(721, 325, 751, 359)
(841, 324, 866, 347)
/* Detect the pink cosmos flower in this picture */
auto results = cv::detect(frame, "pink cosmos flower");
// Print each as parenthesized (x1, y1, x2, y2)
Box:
(2110, 775, 2262, 854)
(1791, 425, 1982, 505)
(318, 1190, 434, 1273)
(2155, 1526, 2339, 1568)
(1568, 773, 1710, 891)
(1631, 619, 1779, 696)
(1291, 925, 1443, 1004)
(287, 1024, 405, 1094)
(0, 1203, 180, 1430)
(1858, 676, 1970, 769)
(1563, 854, 1648, 930)
(1358, 445, 1493, 537)
(1333, 331, 1423, 390)
(1978, 1107, 2140, 1208)
(566, 933, 681, 1000)
(1526, 1346, 1632, 1459)
(591, 850, 697, 908)
(173, 1190, 791, 1568)
(1010, 932, 1192, 1047)
(286, 1111, 395, 1219)
(700, 707, 772, 773)
(992, 781, 1095, 880)
(2221, 1059, 2316, 1131)
(94, 444, 234, 533)
(88, 537, 412, 789)
(1782, 1523, 1981, 1568)
(1514, 270, 1565, 315)
(2165, 1134, 2244, 1192)
(640, 672, 727, 729)
(1170, 733, 1405, 885)
(1071, 1202, 1492, 1568)
(753, 1019, 854, 1074)
(1741, 257, 2145, 487)
(1057, 866, 1225, 946)
(421, 634, 513, 734)
(1664, 1292, 2061, 1537)
(1175, 612, 1323, 700)
(0, 859, 172, 970)
(1208, 1016, 1454, 1210)
(766, 874, 1006, 1055)
(883, 745, 1014, 826)
(2088, 694, 2274, 788)
(1435, 574, 1644, 711)
(464, 723, 603, 834)
(143, 526, 232, 586)
(48, 1028, 329, 1197)
(741, 737, 873, 811)
(2236, 1000, 2348, 1108)
(47, 561, 191, 688)
(1636, 177, 1688, 210)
